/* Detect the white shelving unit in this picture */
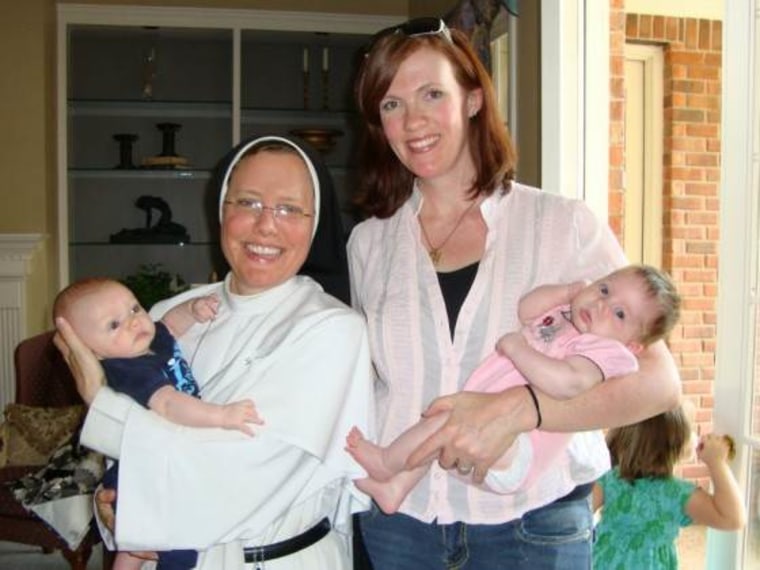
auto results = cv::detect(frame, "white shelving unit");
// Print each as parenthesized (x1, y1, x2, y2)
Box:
(57, 5, 399, 287)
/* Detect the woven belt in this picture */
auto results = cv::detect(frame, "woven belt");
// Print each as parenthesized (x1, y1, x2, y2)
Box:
(243, 517, 331, 563)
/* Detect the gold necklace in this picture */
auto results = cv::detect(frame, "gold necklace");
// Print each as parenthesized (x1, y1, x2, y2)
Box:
(419, 199, 478, 266)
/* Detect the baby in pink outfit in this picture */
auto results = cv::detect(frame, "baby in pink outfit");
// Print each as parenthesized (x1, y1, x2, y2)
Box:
(347, 264, 681, 514)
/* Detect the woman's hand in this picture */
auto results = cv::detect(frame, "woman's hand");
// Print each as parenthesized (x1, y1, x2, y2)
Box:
(406, 387, 537, 484)
(95, 487, 117, 532)
(97, 488, 158, 563)
(53, 317, 106, 405)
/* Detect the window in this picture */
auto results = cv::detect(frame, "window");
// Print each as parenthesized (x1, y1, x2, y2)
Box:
(711, 1, 760, 567)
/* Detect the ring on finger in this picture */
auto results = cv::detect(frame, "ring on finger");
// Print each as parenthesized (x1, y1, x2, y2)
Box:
(456, 462, 473, 475)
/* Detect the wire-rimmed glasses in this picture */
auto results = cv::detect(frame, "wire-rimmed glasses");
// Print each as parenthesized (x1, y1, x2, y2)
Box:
(223, 198, 314, 222)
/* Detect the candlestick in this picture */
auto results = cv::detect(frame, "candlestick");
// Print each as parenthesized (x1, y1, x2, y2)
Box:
(303, 69, 310, 110)
(321, 47, 330, 110)
(322, 69, 329, 110)
(113, 133, 139, 169)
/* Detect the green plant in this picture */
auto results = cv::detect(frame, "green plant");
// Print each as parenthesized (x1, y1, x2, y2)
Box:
(121, 263, 188, 310)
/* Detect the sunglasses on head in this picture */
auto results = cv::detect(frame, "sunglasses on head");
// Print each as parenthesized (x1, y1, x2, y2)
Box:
(365, 17, 453, 56)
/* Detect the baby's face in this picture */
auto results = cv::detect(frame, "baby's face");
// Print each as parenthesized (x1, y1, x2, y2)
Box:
(67, 282, 155, 359)
(569, 271, 659, 353)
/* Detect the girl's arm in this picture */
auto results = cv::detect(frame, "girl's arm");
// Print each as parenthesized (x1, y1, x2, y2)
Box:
(147, 386, 262, 436)
(591, 482, 604, 513)
(496, 332, 603, 398)
(684, 434, 746, 530)
(517, 282, 585, 324)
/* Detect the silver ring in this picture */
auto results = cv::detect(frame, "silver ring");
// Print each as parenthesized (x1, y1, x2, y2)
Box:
(456, 462, 473, 475)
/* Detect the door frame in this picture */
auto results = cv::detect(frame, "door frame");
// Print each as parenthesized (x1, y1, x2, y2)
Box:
(623, 43, 664, 266)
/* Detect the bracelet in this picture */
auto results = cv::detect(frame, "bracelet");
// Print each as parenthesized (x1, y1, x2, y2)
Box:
(524, 384, 542, 429)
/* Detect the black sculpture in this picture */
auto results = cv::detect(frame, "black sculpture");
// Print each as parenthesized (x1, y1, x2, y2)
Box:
(110, 195, 190, 244)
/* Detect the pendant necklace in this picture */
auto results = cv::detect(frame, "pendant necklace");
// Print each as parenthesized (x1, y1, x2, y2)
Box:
(419, 198, 478, 266)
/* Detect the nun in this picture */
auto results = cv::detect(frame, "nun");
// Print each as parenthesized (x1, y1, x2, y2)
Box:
(54, 135, 374, 569)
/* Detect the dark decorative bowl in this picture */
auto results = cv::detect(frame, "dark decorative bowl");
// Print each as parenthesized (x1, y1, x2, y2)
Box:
(289, 128, 343, 153)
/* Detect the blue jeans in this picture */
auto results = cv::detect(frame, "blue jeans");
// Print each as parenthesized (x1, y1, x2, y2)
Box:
(358, 491, 593, 569)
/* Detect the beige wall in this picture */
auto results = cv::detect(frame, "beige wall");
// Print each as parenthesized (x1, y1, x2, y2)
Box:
(0, 0, 56, 333)
(627, 0, 723, 20)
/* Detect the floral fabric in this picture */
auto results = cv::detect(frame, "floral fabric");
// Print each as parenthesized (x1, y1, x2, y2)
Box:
(593, 467, 695, 569)
(5, 427, 104, 549)
(0, 404, 85, 466)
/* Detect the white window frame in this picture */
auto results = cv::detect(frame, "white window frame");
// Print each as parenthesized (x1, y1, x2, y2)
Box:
(708, 1, 758, 568)
(540, 0, 609, 218)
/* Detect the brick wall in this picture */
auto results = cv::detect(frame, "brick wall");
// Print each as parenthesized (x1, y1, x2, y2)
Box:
(613, 9, 722, 486)
(608, 0, 626, 239)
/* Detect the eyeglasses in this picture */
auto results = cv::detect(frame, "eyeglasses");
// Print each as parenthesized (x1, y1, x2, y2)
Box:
(223, 198, 314, 221)
(366, 17, 453, 55)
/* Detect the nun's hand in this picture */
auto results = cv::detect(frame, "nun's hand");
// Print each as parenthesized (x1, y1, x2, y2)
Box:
(53, 317, 106, 405)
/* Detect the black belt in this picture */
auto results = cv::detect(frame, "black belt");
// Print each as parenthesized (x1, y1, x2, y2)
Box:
(243, 517, 331, 563)
(555, 482, 593, 503)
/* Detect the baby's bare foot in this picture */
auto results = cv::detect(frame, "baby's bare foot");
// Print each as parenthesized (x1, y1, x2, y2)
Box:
(354, 477, 405, 515)
(345, 426, 396, 482)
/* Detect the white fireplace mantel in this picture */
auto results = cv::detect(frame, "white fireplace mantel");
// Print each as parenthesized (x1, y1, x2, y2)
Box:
(0, 233, 45, 277)
(0, 233, 45, 409)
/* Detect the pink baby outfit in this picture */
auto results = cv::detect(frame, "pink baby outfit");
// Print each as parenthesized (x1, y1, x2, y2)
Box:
(463, 304, 639, 494)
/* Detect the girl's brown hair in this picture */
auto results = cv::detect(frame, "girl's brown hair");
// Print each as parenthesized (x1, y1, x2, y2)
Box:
(606, 405, 691, 482)
(354, 24, 517, 218)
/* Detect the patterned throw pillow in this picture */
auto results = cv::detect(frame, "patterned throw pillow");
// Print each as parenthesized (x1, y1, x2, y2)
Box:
(8, 428, 105, 506)
(7, 427, 105, 550)
(0, 404, 85, 467)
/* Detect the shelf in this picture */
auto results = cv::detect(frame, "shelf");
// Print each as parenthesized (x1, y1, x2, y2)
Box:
(70, 241, 218, 247)
(69, 100, 355, 120)
(241, 107, 352, 119)
(65, 23, 362, 285)
(69, 100, 232, 119)
(241, 109, 353, 130)
(68, 168, 213, 180)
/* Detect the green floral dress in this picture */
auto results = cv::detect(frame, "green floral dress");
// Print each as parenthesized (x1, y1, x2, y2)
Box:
(593, 468, 695, 569)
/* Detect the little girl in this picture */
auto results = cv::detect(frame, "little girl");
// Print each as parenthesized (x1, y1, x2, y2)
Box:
(592, 405, 746, 569)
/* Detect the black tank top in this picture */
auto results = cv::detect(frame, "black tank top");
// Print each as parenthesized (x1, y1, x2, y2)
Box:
(436, 261, 479, 340)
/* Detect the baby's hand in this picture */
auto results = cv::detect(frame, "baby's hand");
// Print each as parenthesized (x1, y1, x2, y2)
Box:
(222, 399, 263, 436)
(190, 294, 220, 323)
(696, 433, 735, 465)
(567, 280, 590, 299)
(496, 331, 526, 357)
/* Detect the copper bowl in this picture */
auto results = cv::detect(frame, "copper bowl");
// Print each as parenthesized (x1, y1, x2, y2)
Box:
(289, 128, 343, 153)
